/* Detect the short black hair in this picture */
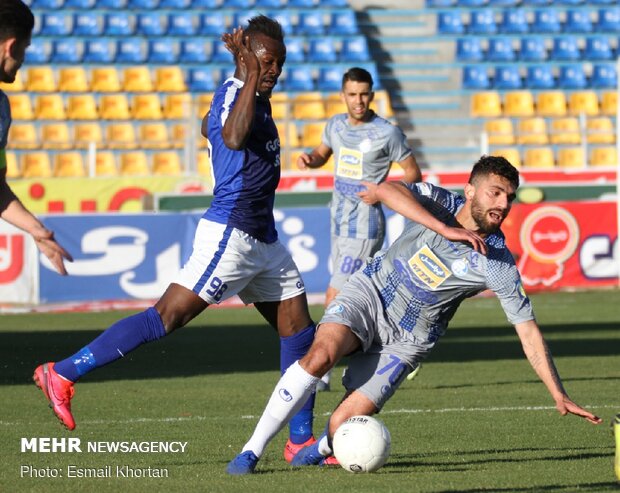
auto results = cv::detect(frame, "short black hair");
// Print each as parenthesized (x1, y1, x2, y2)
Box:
(0, 0, 34, 42)
(342, 67, 373, 90)
(244, 15, 284, 43)
(468, 155, 520, 190)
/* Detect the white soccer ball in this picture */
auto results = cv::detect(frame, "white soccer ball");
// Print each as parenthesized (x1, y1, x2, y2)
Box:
(332, 415, 391, 473)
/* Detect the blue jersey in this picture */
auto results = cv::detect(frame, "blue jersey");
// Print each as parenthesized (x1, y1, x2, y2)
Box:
(204, 78, 281, 243)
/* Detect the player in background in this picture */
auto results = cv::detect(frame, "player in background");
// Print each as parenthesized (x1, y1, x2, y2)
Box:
(0, 0, 72, 275)
(33, 16, 319, 465)
(297, 67, 421, 391)
(227, 155, 602, 474)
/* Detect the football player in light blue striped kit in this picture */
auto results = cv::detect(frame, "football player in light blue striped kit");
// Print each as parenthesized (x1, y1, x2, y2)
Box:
(297, 67, 421, 391)
(227, 155, 602, 473)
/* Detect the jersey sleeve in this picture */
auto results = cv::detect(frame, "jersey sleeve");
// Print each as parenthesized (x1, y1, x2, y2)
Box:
(322, 118, 334, 149)
(405, 182, 464, 216)
(386, 125, 413, 163)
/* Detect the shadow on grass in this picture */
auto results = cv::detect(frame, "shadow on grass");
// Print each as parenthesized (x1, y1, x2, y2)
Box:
(2, 321, 618, 385)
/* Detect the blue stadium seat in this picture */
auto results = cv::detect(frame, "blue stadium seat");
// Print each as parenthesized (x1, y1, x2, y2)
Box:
(218, 68, 235, 85)
(128, 0, 159, 8)
(557, 0, 583, 4)
(437, 11, 465, 35)
(116, 38, 147, 64)
(285, 66, 315, 91)
(65, 0, 96, 7)
(287, 0, 314, 6)
(268, 11, 294, 35)
(97, 0, 128, 7)
(487, 37, 515, 62)
(462, 66, 491, 90)
(319, 0, 348, 6)
(179, 38, 210, 63)
(455, 38, 484, 62)
(168, 13, 196, 36)
(159, 0, 191, 7)
(550, 36, 581, 61)
(340, 36, 370, 62)
(499, 9, 528, 34)
(363, 64, 382, 89)
(426, 0, 454, 6)
(148, 40, 178, 64)
(191, 0, 219, 6)
(584, 36, 613, 60)
(40, 13, 72, 37)
(232, 11, 261, 29)
(52, 39, 83, 64)
(565, 9, 593, 33)
(457, 0, 486, 6)
(519, 37, 547, 61)
(468, 10, 497, 35)
(73, 13, 103, 36)
(329, 11, 358, 35)
(297, 11, 325, 35)
(589, 0, 614, 3)
(488, 0, 518, 5)
(211, 40, 234, 63)
(526, 65, 555, 89)
(254, 0, 282, 7)
(31, 13, 42, 36)
(596, 8, 620, 32)
(285, 37, 305, 63)
(591, 63, 617, 88)
(494, 66, 522, 90)
(531, 9, 562, 34)
(308, 38, 338, 63)
(199, 12, 226, 36)
(31, 0, 63, 8)
(137, 13, 167, 36)
(24, 39, 52, 64)
(187, 68, 216, 92)
(105, 13, 135, 36)
(317, 66, 342, 91)
(83, 39, 115, 63)
(558, 64, 587, 89)
(223, 0, 254, 8)
(522, 0, 551, 4)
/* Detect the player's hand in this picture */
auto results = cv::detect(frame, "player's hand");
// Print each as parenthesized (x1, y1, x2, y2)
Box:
(224, 27, 259, 76)
(32, 225, 73, 276)
(358, 181, 380, 205)
(296, 153, 312, 170)
(555, 395, 602, 424)
(439, 225, 487, 255)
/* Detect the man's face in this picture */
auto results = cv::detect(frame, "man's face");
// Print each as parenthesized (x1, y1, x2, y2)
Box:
(468, 173, 517, 235)
(251, 33, 286, 98)
(341, 80, 373, 123)
(0, 35, 30, 83)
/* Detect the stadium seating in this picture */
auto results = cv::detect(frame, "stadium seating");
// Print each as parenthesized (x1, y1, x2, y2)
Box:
(329, 11, 358, 35)
(494, 66, 522, 90)
(123, 67, 154, 92)
(564, 9, 593, 33)
(8, 123, 38, 149)
(557, 147, 585, 168)
(499, 9, 528, 34)
(187, 68, 216, 92)
(596, 8, 620, 32)
(155, 67, 186, 92)
(568, 91, 599, 116)
(491, 147, 521, 167)
(66, 95, 99, 120)
(168, 13, 197, 36)
(462, 66, 491, 90)
(149, 40, 179, 64)
(91, 67, 122, 92)
(116, 38, 147, 64)
(163, 94, 192, 119)
(297, 11, 325, 35)
(468, 10, 497, 35)
(583, 36, 613, 60)
(153, 152, 182, 175)
(58, 68, 89, 92)
(504, 91, 534, 117)
(549, 117, 581, 144)
(199, 12, 226, 36)
(531, 9, 562, 34)
(484, 118, 515, 145)
(196, 93, 214, 117)
(536, 91, 567, 117)
(26, 67, 56, 93)
(131, 94, 163, 120)
(0, 73, 23, 93)
(5, 152, 19, 178)
(308, 38, 338, 63)
(285, 66, 315, 92)
(487, 37, 516, 62)
(105, 13, 134, 36)
(107, 123, 137, 149)
(40, 13, 73, 37)
(456, 38, 484, 62)
(35, 94, 66, 120)
(523, 147, 555, 168)
(341, 36, 370, 63)
(95, 152, 118, 176)
(293, 92, 326, 119)
(437, 11, 465, 35)
(301, 122, 325, 147)
(586, 117, 615, 144)
(120, 151, 150, 175)
(558, 64, 587, 89)
(99, 94, 131, 120)
(550, 36, 581, 61)
(526, 65, 555, 89)
(517, 117, 549, 145)
(519, 37, 547, 62)
(276, 122, 300, 148)
(325, 93, 347, 118)
(180, 38, 210, 64)
(73, 13, 103, 36)
(83, 40, 115, 64)
(139, 123, 170, 149)
(471, 91, 502, 117)
(74, 122, 104, 149)
(317, 66, 342, 91)
(21, 152, 52, 178)
(53, 152, 85, 177)
(197, 151, 212, 177)
(600, 91, 617, 115)
(8, 94, 34, 120)
(591, 64, 617, 89)
(53, 39, 82, 64)
(270, 92, 289, 120)
(589, 145, 617, 166)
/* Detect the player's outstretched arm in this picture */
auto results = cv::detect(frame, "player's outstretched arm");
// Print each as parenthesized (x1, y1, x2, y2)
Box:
(297, 143, 332, 170)
(398, 154, 422, 185)
(514, 320, 602, 424)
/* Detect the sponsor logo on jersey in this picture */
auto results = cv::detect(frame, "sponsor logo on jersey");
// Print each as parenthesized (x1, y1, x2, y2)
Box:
(326, 303, 344, 315)
(359, 138, 372, 153)
(265, 138, 280, 153)
(451, 258, 469, 277)
(407, 245, 452, 290)
(515, 280, 528, 301)
(469, 251, 480, 269)
(336, 147, 363, 180)
(393, 259, 438, 304)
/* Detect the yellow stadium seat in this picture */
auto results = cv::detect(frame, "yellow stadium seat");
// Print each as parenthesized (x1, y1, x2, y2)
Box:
(293, 92, 326, 120)
(589, 146, 617, 167)
(504, 91, 534, 117)
(517, 117, 548, 145)
(66, 95, 98, 120)
(557, 147, 585, 169)
(170, 123, 187, 149)
(131, 94, 163, 120)
(471, 91, 502, 118)
(58, 67, 89, 92)
(270, 92, 290, 120)
(600, 91, 617, 116)
(8, 94, 34, 120)
(276, 122, 300, 148)
(91, 67, 121, 93)
(325, 92, 347, 118)
(21, 152, 52, 178)
(120, 152, 150, 176)
(536, 91, 567, 117)
(371, 90, 394, 118)
(568, 91, 599, 117)
(8, 123, 38, 149)
(484, 118, 514, 146)
(155, 67, 186, 92)
(491, 148, 521, 168)
(163, 93, 192, 119)
(26, 67, 56, 92)
(41, 123, 72, 150)
(99, 94, 131, 120)
(586, 117, 615, 144)
(152, 151, 182, 175)
(123, 67, 153, 92)
(549, 117, 581, 145)
(196, 93, 214, 117)
(197, 151, 212, 177)
(6, 151, 19, 178)
(35, 94, 66, 120)
(74, 122, 104, 149)
(139, 123, 170, 149)
(106, 123, 137, 150)
(301, 122, 325, 148)
(523, 147, 555, 169)
(284, 149, 304, 171)
(53, 152, 85, 177)
(0, 71, 24, 92)
(94, 151, 117, 176)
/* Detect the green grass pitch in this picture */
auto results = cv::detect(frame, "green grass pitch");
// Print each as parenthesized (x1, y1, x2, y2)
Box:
(1, 290, 619, 492)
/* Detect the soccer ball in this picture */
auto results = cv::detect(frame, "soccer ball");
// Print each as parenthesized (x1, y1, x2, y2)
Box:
(332, 415, 391, 473)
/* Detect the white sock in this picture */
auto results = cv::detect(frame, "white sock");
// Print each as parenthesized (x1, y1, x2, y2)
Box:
(320, 368, 332, 385)
(317, 434, 332, 456)
(242, 361, 319, 457)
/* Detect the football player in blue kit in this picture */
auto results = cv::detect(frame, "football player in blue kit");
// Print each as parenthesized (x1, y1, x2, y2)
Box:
(227, 155, 602, 474)
(34, 16, 319, 464)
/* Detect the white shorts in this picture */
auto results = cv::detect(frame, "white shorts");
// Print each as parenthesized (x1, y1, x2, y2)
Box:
(174, 219, 306, 305)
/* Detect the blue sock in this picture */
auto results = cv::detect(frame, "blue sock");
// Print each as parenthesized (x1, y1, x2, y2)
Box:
(54, 307, 166, 382)
(281, 323, 316, 444)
